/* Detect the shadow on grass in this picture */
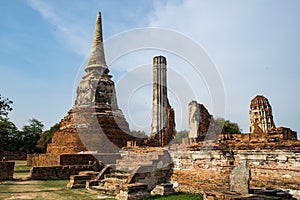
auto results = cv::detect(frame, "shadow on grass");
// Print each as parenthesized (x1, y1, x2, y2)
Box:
(0, 188, 66, 194)
(146, 192, 203, 200)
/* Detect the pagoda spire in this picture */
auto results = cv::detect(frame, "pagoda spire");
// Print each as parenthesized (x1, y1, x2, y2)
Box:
(86, 11, 107, 73)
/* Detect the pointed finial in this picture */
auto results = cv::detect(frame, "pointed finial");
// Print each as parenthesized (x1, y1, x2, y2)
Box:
(86, 11, 107, 73)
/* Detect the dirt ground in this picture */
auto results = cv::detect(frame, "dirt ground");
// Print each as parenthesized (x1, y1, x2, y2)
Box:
(0, 161, 114, 200)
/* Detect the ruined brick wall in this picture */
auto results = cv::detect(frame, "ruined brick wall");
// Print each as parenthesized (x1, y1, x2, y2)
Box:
(219, 127, 297, 144)
(28, 154, 98, 167)
(169, 148, 233, 193)
(236, 150, 300, 190)
(188, 101, 212, 141)
(145, 105, 176, 147)
(168, 142, 300, 193)
(28, 154, 60, 167)
(0, 161, 14, 180)
(30, 165, 93, 180)
(268, 127, 298, 140)
(59, 154, 97, 165)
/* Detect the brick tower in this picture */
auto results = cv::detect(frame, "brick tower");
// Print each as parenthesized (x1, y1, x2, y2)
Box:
(249, 95, 276, 133)
(47, 12, 136, 154)
(148, 56, 175, 146)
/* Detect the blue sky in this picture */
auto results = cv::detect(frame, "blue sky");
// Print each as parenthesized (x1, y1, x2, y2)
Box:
(0, 0, 299, 137)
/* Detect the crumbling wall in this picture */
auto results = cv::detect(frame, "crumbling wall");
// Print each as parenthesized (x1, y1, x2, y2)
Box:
(169, 143, 300, 193)
(169, 148, 233, 193)
(188, 101, 212, 141)
(30, 165, 93, 180)
(0, 161, 14, 180)
(145, 105, 175, 147)
(28, 153, 98, 167)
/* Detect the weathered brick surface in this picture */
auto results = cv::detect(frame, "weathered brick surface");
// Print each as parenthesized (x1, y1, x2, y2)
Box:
(28, 153, 98, 167)
(27, 154, 60, 166)
(30, 165, 94, 180)
(145, 105, 175, 147)
(47, 107, 137, 155)
(169, 142, 300, 194)
(0, 161, 14, 180)
(170, 149, 233, 193)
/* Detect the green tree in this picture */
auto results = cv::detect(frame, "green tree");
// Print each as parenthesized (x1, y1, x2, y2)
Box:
(175, 130, 188, 144)
(215, 118, 241, 134)
(0, 94, 13, 118)
(0, 117, 20, 151)
(131, 130, 148, 138)
(36, 123, 60, 153)
(20, 118, 44, 153)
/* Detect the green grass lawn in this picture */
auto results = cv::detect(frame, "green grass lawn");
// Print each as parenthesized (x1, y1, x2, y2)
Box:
(13, 160, 31, 179)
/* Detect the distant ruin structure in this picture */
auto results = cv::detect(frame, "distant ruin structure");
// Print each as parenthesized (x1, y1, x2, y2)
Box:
(148, 56, 175, 146)
(188, 101, 212, 141)
(249, 95, 275, 133)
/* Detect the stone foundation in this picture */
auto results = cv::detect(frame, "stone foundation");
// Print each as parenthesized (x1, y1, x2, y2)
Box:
(28, 153, 100, 167)
(0, 161, 14, 180)
(30, 165, 94, 180)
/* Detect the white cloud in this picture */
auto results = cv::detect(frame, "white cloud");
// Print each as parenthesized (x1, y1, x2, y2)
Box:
(26, 0, 92, 56)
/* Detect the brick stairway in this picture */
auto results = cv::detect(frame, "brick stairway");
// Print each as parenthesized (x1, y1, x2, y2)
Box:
(68, 148, 174, 199)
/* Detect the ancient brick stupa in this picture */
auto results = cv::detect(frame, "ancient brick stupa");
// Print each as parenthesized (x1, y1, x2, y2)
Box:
(249, 95, 276, 133)
(47, 12, 135, 155)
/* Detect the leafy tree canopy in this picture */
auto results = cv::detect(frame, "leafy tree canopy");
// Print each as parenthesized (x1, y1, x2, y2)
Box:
(215, 118, 242, 134)
(36, 123, 60, 153)
(0, 94, 13, 118)
(175, 130, 188, 144)
(20, 118, 44, 153)
(0, 117, 20, 151)
(131, 130, 148, 138)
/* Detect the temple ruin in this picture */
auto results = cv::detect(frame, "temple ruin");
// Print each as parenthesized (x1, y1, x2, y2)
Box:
(46, 12, 138, 155)
(24, 11, 300, 200)
(250, 95, 276, 133)
(28, 12, 140, 171)
(188, 100, 212, 141)
(146, 56, 175, 146)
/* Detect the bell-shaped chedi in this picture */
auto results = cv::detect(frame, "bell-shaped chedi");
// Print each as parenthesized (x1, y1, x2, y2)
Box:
(249, 95, 276, 133)
(47, 12, 135, 155)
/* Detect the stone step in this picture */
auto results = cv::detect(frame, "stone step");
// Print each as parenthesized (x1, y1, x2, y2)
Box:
(119, 183, 148, 193)
(121, 154, 161, 161)
(67, 174, 92, 188)
(89, 185, 116, 195)
(69, 175, 91, 180)
(104, 173, 130, 180)
(116, 160, 155, 166)
(78, 171, 99, 176)
(110, 168, 131, 174)
(115, 165, 137, 173)
(101, 177, 128, 185)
